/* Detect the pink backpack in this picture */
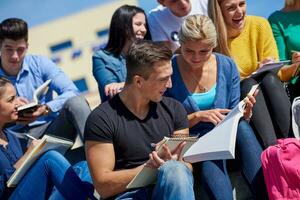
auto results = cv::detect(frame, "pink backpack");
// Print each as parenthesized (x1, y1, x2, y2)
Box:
(261, 138, 300, 200)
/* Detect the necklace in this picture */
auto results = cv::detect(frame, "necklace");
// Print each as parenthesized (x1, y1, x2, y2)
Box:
(179, 56, 212, 93)
(189, 71, 208, 92)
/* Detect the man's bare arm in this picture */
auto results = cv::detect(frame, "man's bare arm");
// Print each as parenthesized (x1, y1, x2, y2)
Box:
(85, 141, 144, 199)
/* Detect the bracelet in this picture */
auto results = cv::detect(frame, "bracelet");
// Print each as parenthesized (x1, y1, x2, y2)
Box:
(43, 105, 51, 116)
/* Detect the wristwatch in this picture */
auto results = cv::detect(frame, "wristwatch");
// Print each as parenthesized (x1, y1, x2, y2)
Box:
(44, 105, 51, 116)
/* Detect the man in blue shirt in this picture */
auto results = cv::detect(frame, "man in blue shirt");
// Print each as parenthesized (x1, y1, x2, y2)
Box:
(0, 18, 90, 145)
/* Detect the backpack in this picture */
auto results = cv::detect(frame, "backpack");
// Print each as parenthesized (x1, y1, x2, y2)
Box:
(261, 138, 300, 200)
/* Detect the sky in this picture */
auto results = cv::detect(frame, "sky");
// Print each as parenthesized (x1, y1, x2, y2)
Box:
(0, 0, 285, 27)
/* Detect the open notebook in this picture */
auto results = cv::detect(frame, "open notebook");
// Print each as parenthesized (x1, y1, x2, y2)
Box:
(7, 134, 73, 187)
(249, 60, 289, 78)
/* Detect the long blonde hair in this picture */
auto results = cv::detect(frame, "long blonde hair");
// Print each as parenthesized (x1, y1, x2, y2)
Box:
(178, 14, 217, 48)
(208, 0, 231, 57)
(285, 0, 299, 6)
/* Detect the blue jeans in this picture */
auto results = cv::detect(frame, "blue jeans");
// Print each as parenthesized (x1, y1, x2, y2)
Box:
(235, 120, 267, 199)
(200, 120, 266, 200)
(49, 161, 95, 200)
(115, 160, 195, 200)
(9, 151, 95, 200)
(200, 160, 233, 200)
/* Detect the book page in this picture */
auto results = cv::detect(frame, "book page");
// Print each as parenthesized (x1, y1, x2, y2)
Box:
(33, 79, 52, 102)
(17, 79, 51, 112)
(17, 102, 38, 112)
(183, 110, 242, 163)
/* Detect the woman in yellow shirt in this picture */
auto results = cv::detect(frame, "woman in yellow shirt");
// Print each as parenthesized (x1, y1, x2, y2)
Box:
(209, 0, 293, 148)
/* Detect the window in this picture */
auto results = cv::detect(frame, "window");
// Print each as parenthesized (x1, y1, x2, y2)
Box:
(96, 29, 109, 38)
(73, 78, 88, 93)
(50, 40, 73, 53)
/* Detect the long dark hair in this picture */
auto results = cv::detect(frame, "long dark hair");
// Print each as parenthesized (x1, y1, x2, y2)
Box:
(104, 5, 151, 56)
(0, 76, 12, 98)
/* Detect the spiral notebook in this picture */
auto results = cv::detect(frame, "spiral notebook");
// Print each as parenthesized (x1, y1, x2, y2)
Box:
(126, 135, 198, 189)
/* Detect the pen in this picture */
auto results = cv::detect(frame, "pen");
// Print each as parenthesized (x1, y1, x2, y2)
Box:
(25, 134, 37, 140)
(257, 60, 291, 65)
(279, 59, 291, 64)
(150, 143, 156, 151)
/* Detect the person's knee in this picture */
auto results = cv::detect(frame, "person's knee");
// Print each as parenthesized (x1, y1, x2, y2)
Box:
(241, 78, 257, 88)
(241, 78, 258, 97)
(262, 72, 278, 83)
(39, 150, 69, 168)
(41, 150, 64, 161)
(262, 72, 283, 90)
(158, 160, 193, 185)
(63, 96, 90, 112)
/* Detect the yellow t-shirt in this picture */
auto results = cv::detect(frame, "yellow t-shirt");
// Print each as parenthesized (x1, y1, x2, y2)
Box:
(228, 16, 279, 79)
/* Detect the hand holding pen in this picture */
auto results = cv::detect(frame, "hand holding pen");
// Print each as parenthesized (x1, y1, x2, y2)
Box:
(257, 57, 275, 68)
(291, 50, 300, 64)
(25, 134, 42, 151)
(25, 134, 37, 140)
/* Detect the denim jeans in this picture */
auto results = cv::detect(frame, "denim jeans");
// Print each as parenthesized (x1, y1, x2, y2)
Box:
(200, 120, 266, 200)
(9, 151, 95, 200)
(235, 120, 268, 199)
(200, 160, 233, 200)
(49, 161, 95, 200)
(115, 160, 195, 200)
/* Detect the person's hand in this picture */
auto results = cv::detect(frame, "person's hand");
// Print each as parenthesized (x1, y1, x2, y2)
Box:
(14, 138, 43, 169)
(17, 104, 49, 125)
(195, 109, 231, 126)
(27, 139, 42, 152)
(145, 141, 186, 168)
(104, 82, 125, 98)
(243, 89, 259, 120)
(292, 51, 300, 64)
(258, 57, 275, 68)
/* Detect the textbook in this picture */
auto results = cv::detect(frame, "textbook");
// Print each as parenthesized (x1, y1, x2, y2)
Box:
(17, 79, 51, 115)
(183, 84, 259, 163)
(250, 60, 290, 78)
(126, 135, 198, 189)
(7, 134, 73, 187)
